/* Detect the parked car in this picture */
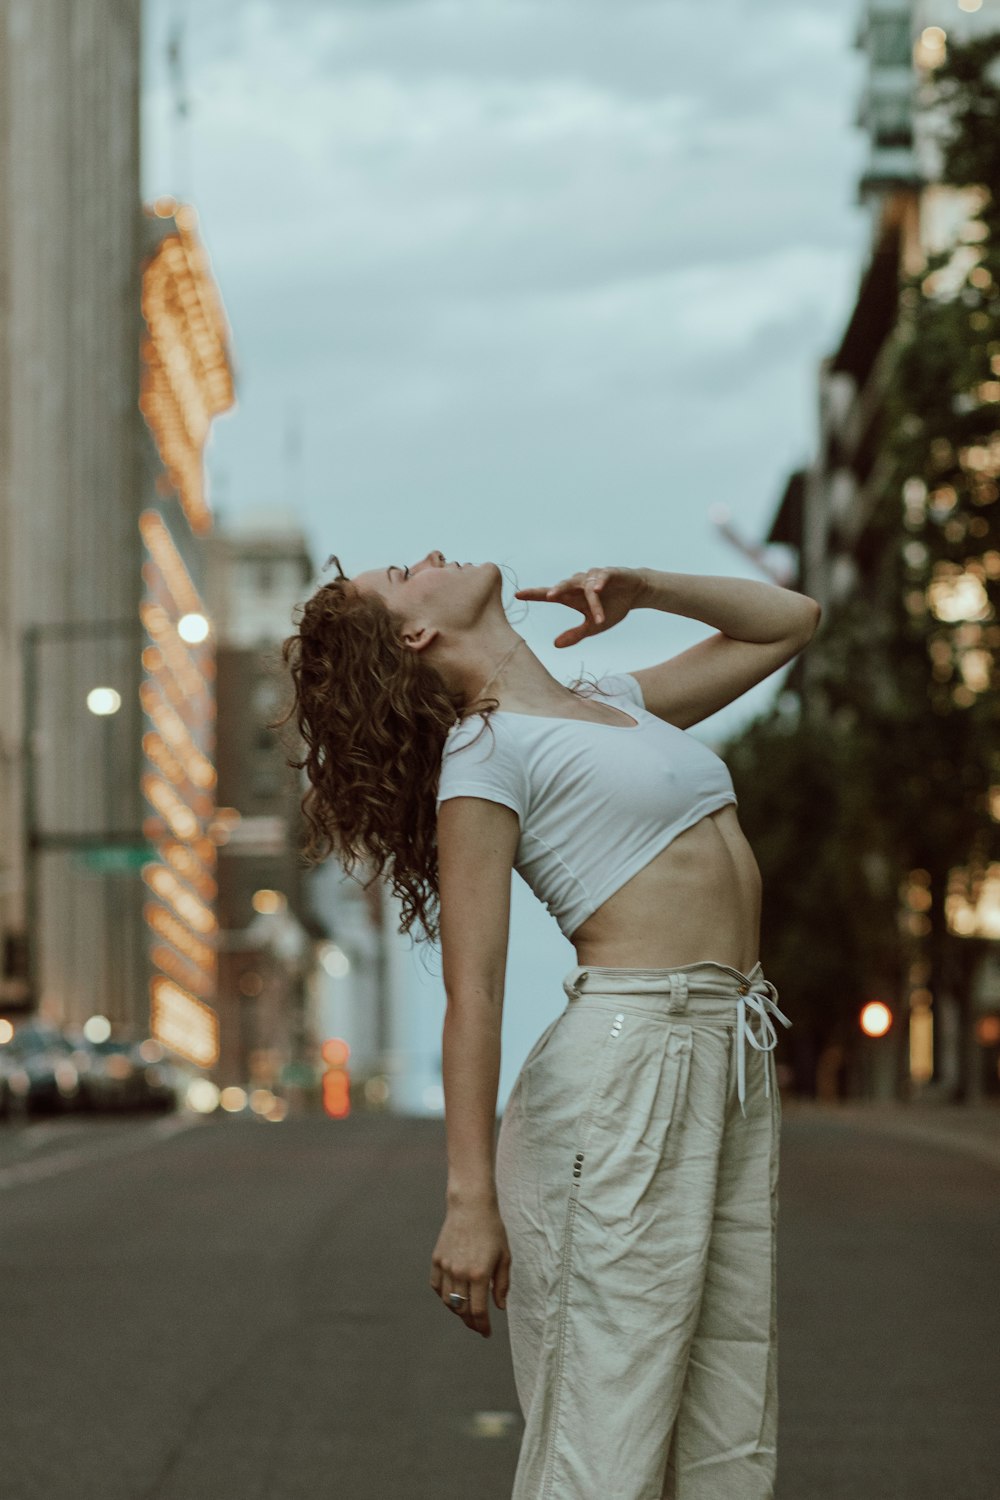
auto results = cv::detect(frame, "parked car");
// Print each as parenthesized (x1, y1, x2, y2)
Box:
(0, 1042, 29, 1120)
(129, 1038, 179, 1112)
(2, 1024, 82, 1114)
(72, 1033, 179, 1113)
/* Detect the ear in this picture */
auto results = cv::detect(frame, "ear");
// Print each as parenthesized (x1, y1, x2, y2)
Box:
(399, 623, 439, 654)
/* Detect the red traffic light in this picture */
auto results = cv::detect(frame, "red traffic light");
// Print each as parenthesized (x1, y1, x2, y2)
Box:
(321, 1037, 350, 1067)
(321, 1037, 351, 1118)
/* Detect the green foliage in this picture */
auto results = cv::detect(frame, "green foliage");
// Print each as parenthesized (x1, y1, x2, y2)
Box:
(725, 707, 902, 1034)
(879, 33, 1000, 865)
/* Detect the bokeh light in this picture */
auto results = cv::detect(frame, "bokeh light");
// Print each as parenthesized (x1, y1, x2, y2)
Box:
(83, 1015, 112, 1043)
(86, 686, 122, 716)
(177, 611, 210, 643)
(320, 943, 351, 978)
(860, 1002, 893, 1038)
(186, 1078, 220, 1113)
(252, 888, 285, 915)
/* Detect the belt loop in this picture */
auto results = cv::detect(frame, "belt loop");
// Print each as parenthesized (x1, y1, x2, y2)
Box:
(668, 972, 688, 1012)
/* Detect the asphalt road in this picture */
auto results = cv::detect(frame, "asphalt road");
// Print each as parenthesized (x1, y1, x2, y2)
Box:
(0, 1103, 997, 1500)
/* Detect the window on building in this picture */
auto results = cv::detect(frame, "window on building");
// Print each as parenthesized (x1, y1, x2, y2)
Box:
(252, 677, 282, 716)
(872, 94, 912, 148)
(870, 15, 912, 68)
(252, 772, 283, 800)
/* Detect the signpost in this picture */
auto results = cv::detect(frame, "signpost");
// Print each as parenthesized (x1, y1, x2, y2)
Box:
(72, 845, 157, 874)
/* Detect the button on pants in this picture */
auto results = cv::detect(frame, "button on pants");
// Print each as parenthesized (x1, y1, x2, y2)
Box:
(495, 961, 791, 1500)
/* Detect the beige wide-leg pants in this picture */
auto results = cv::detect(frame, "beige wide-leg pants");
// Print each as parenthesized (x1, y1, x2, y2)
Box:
(495, 961, 792, 1500)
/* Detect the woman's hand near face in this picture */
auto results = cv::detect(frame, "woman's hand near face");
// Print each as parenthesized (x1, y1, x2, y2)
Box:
(430, 1195, 511, 1338)
(514, 566, 648, 648)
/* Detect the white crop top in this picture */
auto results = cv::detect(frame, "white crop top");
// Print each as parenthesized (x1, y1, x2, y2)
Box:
(435, 671, 738, 940)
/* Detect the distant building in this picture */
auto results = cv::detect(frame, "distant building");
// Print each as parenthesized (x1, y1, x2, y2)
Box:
(204, 515, 407, 1110)
(767, 0, 999, 699)
(204, 515, 344, 1110)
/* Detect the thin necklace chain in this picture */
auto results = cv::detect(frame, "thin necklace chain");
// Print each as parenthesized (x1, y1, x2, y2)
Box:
(469, 636, 525, 710)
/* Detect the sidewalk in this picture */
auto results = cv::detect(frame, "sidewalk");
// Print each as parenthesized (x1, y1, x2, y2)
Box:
(781, 1095, 1000, 1172)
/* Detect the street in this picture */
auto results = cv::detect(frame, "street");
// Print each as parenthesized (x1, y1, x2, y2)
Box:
(0, 1104, 997, 1500)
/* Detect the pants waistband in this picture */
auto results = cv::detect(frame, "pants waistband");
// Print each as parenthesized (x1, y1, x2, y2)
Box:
(562, 962, 792, 1119)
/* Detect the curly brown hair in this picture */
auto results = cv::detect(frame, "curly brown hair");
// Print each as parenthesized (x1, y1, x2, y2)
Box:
(276, 555, 494, 944)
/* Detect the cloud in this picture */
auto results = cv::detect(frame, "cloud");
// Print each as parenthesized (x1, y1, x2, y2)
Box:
(145, 0, 866, 657)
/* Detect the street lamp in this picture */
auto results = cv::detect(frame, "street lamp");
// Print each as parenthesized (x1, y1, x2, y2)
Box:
(86, 687, 123, 716)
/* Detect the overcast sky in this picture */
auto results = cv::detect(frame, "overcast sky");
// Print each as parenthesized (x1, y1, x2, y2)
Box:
(142, 0, 870, 1103)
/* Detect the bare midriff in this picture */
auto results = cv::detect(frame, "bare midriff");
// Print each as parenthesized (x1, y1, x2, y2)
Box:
(569, 804, 762, 975)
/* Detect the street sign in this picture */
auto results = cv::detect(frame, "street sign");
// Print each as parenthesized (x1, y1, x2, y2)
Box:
(280, 1061, 318, 1088)
(73, 845, 156, 873)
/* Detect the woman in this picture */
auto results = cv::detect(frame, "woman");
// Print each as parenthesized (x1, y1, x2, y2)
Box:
(282, 549, 820, 1500)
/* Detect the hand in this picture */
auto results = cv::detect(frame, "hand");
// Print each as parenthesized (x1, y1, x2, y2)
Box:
(430, 1199, 511, 1338)
(514, 566, 647, 648)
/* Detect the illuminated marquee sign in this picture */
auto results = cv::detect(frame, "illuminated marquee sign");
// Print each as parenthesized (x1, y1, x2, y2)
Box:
(139, 202, 235, 537)
(150, 975, 219, 1069)
(138, 200, 234, 1072)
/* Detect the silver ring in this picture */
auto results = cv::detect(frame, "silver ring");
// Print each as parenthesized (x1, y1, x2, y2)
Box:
(447, 1292, 468, 1310)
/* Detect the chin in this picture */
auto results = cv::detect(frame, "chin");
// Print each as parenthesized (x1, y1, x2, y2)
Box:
(468, 560, 503, 608)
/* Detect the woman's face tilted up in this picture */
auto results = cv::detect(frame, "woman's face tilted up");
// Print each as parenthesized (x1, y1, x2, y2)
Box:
(350, 549, 503, 655)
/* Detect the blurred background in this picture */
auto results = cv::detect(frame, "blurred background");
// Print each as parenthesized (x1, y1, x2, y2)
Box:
(1, 4, 999, 1498)
(1, 0, 995, 1128)
(2, 0, 998, 1121)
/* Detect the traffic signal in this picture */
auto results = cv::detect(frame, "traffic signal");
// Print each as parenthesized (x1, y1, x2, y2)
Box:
(321, 1037, 351, 1118)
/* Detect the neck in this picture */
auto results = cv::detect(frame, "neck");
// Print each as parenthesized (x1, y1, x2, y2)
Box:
(437, 624, 583, 717)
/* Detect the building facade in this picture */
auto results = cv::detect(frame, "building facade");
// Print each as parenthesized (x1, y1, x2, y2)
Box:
(0, 0, 146, 1027)
(138, 200, 235, 1068)
(203, 517, 406, 1112)
(205, 515, 326, 1107)
(771, 0, 1000, 633)
(765, 0, 1000, 1097)
(0, 0, 237, 1072)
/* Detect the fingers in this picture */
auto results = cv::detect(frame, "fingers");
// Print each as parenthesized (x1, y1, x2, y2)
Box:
(467, 1278, 492, 1338)
(447, 1273, 490, 1337)
(554, 624, 593, 649)
(516, 571, 607, 623)
(582, 572, 605, 625)
(432, 1258, 509, 1338)
(493, 1251, 511, 1311)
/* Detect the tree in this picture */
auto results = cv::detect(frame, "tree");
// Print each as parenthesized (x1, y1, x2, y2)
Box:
(726, 34, 1000, 1096)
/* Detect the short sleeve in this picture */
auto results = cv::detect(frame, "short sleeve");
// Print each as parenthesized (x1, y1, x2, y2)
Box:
(436, 715, 528, 826)
(595, 671, 645, 709)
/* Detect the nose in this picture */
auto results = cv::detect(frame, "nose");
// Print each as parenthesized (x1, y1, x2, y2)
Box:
(412, 550, 446, 572)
